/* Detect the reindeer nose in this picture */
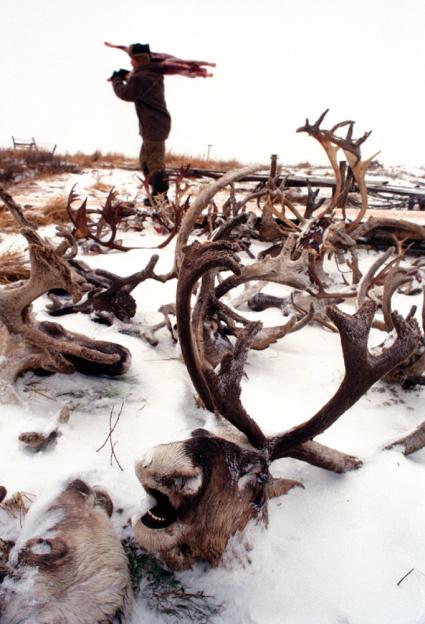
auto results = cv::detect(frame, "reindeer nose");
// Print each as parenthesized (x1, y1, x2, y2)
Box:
(66, 479, 91, 496)
(140, 448, 153, 468)
(135, 459, 152, 485)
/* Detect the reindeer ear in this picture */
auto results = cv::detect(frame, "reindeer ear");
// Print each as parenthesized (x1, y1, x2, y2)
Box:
(191, 428, 212, 438)
(266, 476, 304, 499)
(238, 456, 268, 490)
(18, 537, 68, 568)
(93, 487, 114, 517)
(66, 478, 91, 496)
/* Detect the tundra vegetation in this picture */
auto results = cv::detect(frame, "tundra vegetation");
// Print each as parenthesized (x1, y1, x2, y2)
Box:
(1, 110, 425, 619)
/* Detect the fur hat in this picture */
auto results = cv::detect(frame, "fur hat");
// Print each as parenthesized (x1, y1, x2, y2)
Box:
(129, 43, 151, 57)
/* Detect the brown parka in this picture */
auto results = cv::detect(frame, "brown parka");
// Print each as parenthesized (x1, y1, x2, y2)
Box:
(112, 66, 171, 141)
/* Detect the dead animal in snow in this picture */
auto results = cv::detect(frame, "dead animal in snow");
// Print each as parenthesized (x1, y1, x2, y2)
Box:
(0, 479, 132, 623)
(132, 241, 419, 571)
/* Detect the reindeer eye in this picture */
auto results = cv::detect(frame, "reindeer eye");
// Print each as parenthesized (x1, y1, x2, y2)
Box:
(174, 477, 186, 489)
(158, 477, 174, 488)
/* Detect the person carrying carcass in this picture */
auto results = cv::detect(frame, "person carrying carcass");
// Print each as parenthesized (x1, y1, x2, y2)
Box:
(106, 41, 214, 205)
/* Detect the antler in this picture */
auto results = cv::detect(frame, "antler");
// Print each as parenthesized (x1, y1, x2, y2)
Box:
(297, 110, 377, 227)
(0, 229, 131, 397)
(267, 302, 420, 460)
(215, 234, 312, 298)
(47, 255, 165, 323)
(67, 185, 143, 252)
(176, 240, 267, 447)
(176, 240, 420, 471)
(174, 165, 260, 272)
(0, 185, 37, 229)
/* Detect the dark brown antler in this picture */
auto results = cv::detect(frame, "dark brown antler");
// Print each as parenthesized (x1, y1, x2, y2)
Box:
(267, 302, 420, 460)
(67, 185, 143, 252)
(176, 240, 267, 447)
(47, 255, 165, 323)
(177, 240, 420, 471)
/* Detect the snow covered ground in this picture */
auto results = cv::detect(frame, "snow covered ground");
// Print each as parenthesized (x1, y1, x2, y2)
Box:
(1, 166, 425, 623)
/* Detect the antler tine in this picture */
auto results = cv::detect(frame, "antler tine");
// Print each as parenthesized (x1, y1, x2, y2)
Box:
(176, 240, 267, 448)
(101, 187, 119, 226)
(54, 226, 78, 259)
(267, 300, 420, 461)
(175, 164, 260, 272)
(176, 240, 242, 412)
(381, 266, 414, 331)
(66, 184, 79, 225)
(203, 321, 267, 448)
(356, 246, 395, 308)
(296, 109, 330, 134)
(330, 120, 354, 134)
(422, 286, 425, 334)
(0, 185, 37, 229)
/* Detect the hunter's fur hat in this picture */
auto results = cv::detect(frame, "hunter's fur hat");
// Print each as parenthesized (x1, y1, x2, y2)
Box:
(129, 43, 151, 57)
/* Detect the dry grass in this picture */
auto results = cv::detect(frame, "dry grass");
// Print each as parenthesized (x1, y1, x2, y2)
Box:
(64, 149, 247, 171)
(0, 205, 21, 232)
(63, 150, 134, 169)
(165, 150, 244, 171)
(30, 195, 70, 227)
(0, 195, 70, 232)
(0, 148, 79, 185)
(0, 146, 253, 181)
(91, 179, 114, 193)
(0, 249, 29, 284)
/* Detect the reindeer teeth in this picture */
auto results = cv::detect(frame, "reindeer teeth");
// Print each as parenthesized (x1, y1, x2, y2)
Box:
(141, 490, 178, 529)
(147, 510, 166, 523)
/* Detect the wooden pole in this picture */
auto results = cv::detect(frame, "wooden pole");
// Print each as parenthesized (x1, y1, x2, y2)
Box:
(270, 154, 278, 178)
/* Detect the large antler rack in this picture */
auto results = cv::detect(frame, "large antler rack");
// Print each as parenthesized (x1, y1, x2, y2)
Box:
(0, 228, 131, 399)
(66, 185, 144, 252)
(297, 109, 377, 229)
(46, 254, 168, 324)
(176, 241, 420, 472)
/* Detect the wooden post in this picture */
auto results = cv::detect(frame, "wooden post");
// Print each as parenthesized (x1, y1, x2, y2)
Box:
(270, 154, 278, 178)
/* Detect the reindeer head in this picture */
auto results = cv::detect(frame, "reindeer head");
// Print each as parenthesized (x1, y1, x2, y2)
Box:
(133, 431, 274, 570)
(132, 241, 420, 571)
(0, 479, 131, 624)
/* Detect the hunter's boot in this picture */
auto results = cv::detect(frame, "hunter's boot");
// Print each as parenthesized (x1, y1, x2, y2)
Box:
(150, 171, 169, 202)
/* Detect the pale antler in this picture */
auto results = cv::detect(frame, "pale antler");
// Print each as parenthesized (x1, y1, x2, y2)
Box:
(0, 229, 130, 397)
(175, 165, 260, 272)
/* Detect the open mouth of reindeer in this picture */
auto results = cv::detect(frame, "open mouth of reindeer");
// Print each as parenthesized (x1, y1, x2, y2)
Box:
(141, 488, 178, 530)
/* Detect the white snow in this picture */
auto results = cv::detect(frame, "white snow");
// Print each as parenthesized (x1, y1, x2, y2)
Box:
(1, 166, 425, 623)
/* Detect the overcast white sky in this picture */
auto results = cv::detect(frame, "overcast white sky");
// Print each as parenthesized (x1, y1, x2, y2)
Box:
(1, 0, 424, 166)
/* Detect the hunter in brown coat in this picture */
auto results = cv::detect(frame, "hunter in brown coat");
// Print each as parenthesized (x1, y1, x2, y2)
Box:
(110, 43, 171, 200)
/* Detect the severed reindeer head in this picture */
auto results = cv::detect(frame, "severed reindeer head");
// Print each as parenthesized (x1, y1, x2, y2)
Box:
(133, 241, 420, 570)
(133, 430, 278, 570)
(0, 479, 131, 623)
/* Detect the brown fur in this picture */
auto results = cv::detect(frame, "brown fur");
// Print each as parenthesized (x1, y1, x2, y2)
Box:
(133, 432, 299, 570)
(0, 480, 132, 623)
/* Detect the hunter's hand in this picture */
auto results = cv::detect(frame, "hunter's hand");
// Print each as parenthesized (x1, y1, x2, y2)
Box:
(108, 68, 130, 81)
